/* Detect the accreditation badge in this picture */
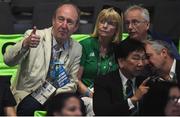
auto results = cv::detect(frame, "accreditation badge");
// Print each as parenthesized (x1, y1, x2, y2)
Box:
(31, 80, 56, 105)
(55, 65, 70, 88)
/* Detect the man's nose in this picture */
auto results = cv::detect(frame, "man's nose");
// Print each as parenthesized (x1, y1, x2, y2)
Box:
(62, 20, 68, 28)
(137, 59, 144, 67)
(128, 23, 133, 29)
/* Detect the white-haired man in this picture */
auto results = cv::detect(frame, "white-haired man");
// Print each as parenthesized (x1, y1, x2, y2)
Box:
(124, 5, 150, 41)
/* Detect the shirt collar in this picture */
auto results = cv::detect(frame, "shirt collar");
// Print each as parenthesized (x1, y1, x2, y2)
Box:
(147, 34, 153, 40)
(169, 59, 176, 79)
(52, 36, 70, 51)
(119, 69, 136, 88)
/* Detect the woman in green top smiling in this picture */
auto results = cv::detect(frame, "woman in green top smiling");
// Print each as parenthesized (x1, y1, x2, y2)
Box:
(77, 8, 123, 97)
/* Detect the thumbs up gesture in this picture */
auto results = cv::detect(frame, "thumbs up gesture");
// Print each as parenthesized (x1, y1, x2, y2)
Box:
(23, 26, 40, 48)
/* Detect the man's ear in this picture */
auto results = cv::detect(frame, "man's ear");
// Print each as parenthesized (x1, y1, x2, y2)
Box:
(161, 48, 168, 57)
(118, 58, 125, 69)
(52, 16, 55, 26)
(73, 23, 79, 33)
(146, 22, 150, 30)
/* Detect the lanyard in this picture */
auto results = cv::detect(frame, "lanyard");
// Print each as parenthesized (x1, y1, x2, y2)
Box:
(48, 35, 70, 81)
(51, 34, 69, 65)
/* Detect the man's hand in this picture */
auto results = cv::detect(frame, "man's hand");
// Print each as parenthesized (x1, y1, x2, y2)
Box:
(23, 26, 40, 48)
(4, 107, 16, 116)
(130, 78, 150, 104)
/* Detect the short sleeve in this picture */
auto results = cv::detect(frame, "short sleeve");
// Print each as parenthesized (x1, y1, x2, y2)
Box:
(79, 40, 87, 66)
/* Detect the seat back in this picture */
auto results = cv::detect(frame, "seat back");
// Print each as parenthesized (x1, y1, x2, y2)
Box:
(32, 2, 59, 29)
(0, 34, 23, 83)
(0, 2, 14, 34)
(152, 1, 180, 40)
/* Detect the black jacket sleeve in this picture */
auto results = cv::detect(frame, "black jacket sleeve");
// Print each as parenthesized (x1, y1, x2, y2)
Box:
(93, 72, 130, 115)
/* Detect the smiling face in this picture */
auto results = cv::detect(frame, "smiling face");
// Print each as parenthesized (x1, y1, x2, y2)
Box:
(52, 4, 79, 43)
(125, 9, 150, 40)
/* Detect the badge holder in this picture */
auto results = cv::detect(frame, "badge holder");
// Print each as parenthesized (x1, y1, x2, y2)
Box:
(31, 63, 69, 105)
(31, 80, 56, 105)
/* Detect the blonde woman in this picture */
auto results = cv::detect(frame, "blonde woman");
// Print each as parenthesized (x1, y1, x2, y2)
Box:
(78, 8, 122, 97)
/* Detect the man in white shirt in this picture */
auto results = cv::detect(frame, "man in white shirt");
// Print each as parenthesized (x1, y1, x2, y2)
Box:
(93, 38, 150, 115)
(144, 39, 180, 82)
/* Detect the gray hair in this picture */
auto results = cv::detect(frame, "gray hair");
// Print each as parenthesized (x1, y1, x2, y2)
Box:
(124, 5, 150, 22)
(145, 40, 174, 58)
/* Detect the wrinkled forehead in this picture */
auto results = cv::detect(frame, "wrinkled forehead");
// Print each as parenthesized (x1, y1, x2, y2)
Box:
(125, 9, 145, 20)
(55, 4, 79, 19)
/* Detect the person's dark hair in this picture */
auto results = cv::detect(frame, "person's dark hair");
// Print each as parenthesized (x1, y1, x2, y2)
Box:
(53, 3, 81, 25)
(141, 81, 180, 115)
(46, 93, 86, 116)
(115, 37, 145, 60)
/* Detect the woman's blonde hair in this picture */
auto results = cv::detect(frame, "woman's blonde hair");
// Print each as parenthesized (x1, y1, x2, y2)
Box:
(91, 8, 122, 44)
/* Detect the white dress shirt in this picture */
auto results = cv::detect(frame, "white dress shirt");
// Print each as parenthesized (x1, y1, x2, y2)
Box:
(119, 69, 136, 109)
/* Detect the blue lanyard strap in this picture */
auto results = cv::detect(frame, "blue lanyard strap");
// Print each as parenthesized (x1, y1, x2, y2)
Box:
(47, 37, 70, 88)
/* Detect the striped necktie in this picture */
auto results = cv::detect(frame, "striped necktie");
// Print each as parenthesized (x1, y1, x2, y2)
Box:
(126, 79, 133, 98)
(126, 79, 138, 115)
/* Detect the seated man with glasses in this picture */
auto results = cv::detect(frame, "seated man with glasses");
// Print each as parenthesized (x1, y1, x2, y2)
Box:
(124, 5, 150, 41)
(124, 5, 180, 59)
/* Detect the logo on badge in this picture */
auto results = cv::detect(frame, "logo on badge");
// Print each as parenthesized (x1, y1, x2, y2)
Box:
(89, 52, 95, 57)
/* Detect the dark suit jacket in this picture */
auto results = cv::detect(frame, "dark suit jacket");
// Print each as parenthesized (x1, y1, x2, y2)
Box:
(139, 60, 180, 115)
(175, 60, 180, 84)
(93, 69, 144, 115)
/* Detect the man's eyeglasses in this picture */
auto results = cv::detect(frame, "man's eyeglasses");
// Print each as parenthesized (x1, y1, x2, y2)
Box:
(125, 19, 147, 27)
(168, 96, 180, 103)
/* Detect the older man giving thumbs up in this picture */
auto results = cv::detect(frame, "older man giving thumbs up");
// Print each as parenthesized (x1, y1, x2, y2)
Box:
(3, 3, 82, 116)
